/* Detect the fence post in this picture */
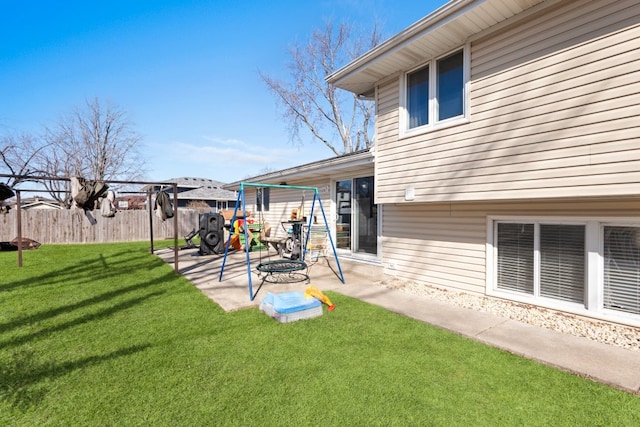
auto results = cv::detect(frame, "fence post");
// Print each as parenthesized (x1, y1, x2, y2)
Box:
(148, 190, 154, 253)
(16, 190, 22, 268)
(173, 184, 179, 275)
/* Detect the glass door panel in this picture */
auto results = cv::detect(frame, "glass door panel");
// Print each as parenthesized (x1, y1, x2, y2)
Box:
(335, 180, 351, 250)
(354, 176, 377, 254)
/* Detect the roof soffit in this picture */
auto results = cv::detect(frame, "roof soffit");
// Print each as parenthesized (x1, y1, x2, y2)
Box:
(223, 149, 375, 189)
(327, 0, 547, 95)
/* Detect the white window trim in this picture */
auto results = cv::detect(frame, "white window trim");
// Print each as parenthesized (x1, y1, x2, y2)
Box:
(330, 176, 382, 263)
(486, 215, 640, 328)
(399, 43, 470, 139)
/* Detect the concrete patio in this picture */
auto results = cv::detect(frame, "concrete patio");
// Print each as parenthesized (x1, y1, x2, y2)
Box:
(154, 247, 380, 311)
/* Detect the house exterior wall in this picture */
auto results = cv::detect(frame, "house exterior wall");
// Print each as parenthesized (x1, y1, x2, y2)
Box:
(375, 0, 640, 204)
(368, 0, 640, 325)
(382, 198, 640, 296)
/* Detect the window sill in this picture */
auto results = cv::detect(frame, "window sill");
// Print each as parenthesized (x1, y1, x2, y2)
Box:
(399, 115, 469, 140)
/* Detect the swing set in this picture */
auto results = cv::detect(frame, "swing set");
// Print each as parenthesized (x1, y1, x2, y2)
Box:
(218, 182, 345, 300)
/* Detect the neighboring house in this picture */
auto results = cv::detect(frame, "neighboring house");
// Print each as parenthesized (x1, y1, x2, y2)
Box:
(115, 195, 146, 210)
(143, 177, 237, 211)
(323, 0, 640, 327)
(20, 197, 64, 210)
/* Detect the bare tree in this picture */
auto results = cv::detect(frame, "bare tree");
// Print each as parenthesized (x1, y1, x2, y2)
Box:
(0, 132, 48, 187)
(260, 20, 382, 156)
(39, 98, 146, 204)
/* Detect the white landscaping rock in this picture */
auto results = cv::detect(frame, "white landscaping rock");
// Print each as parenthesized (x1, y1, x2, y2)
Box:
(375, 278, 640, 352)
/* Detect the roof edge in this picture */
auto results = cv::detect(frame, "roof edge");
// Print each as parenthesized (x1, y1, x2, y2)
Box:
(326, 0, 475, 86)
(223, 148, 374, 189)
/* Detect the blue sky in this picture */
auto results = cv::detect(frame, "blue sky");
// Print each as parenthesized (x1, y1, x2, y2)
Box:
(1, 0, 447, 183)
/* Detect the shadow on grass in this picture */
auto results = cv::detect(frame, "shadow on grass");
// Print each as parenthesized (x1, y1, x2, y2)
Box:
(0, 245, 186, 411)
(0, 343, 150, 411)
(0, 247, 168, 293)
(0, 290, 166, 351)
(0, 245, 179, 350)
(0, 278, 171, 335)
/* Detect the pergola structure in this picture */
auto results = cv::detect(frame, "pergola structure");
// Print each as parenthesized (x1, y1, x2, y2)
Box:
(0, 173, 181, 274)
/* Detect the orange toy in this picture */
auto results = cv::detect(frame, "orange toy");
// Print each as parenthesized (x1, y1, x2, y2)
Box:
(304, 286, 335, 311)
(228, 219, 253, 251)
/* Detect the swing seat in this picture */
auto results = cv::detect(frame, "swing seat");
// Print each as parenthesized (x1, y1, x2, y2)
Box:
(259, 222, 288, 254)
(256, 259, 307, 274)
(256, 260, 309, 285)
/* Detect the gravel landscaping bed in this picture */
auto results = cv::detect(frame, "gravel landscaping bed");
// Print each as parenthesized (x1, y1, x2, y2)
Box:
(375, 278, 640, 352)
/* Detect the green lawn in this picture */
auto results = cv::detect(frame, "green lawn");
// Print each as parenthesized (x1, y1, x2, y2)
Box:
(1, 242, 639, 426)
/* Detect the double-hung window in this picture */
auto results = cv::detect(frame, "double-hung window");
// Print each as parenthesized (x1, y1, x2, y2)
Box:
(404, 48, 466, 132)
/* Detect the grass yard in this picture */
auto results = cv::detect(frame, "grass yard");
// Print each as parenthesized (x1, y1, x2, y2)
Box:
(1, 242, 639, 426)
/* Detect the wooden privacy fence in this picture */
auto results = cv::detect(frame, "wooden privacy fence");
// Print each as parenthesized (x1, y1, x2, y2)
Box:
(0, 208, 200, 244)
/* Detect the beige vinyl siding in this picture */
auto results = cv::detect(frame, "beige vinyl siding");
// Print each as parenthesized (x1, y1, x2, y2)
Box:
(382, 198, 640, 294)
(375, 78, 400, 204)
(382, 203, 486, 293)
(375, 78, 400, 148)
(376, 0, 640, 204)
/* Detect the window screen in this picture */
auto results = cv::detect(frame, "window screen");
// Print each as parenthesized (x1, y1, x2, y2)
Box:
(604, 226, 640, 315)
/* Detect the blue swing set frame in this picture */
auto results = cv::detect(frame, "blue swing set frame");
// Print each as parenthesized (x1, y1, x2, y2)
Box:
(218, 182, 345, 300)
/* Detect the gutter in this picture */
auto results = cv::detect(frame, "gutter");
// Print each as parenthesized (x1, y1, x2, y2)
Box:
(224, 148, 374, 190)
(326, 0, 476, 85)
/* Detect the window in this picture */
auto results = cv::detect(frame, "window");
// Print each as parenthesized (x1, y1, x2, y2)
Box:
(539, 224, 585, 303)
(256, 188, 269, 212)
(405, 49, 465, 131)
(407, 66, 429, 128)
(497, 223, 534, 294)
(491, 219, 640, 324)
(604, 226, 640, 315)
(437, 51, 464, 121)
(496, 222, 585, 303)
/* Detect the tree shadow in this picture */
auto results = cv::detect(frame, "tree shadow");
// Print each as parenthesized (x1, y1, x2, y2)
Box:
(0, 246, 182, 412)
(0, 343, 150, 411)
(0, 276, 172, 335)
(0, 247, 168, 293)
(0, 290, 165, 351)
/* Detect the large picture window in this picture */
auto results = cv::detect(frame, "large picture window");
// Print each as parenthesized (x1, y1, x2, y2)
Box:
(405, 49, 465, 131)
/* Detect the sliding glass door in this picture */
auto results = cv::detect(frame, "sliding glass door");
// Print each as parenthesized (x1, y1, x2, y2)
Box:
(335, 177, 377, 255)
